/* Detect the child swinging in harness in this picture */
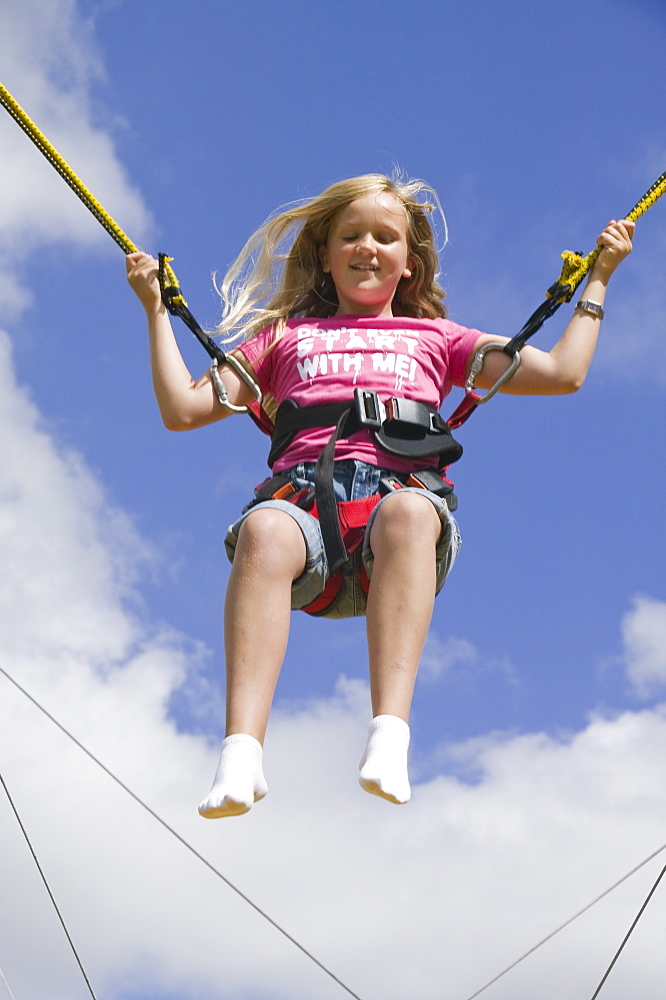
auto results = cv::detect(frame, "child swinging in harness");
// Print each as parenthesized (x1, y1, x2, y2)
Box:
(126, 173, 634, 817)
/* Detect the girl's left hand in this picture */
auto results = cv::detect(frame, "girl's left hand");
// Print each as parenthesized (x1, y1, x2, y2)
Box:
(592, 218, 635, 281)
(126, 251, 163, 315)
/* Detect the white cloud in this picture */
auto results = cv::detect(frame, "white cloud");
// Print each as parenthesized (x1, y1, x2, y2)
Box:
(622, 594, 666, 698)
(420, 630, 479, 680)
(420, 628, 515, 688)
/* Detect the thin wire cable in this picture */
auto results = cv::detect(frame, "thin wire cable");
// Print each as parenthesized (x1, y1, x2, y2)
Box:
(0, 665, 365, 1000)
(589, 863, 666, 1000)
(462, 844, 666, 1000)
(0, 967, 18, 1000)
(6, 663, 666, 1000)
(0, 771, 98, 1000)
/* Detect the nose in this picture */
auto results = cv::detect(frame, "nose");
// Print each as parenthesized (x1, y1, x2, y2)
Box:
(356, 233, 376, 254)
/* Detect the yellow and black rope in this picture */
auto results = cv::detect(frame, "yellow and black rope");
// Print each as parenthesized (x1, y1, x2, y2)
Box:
(0, 80, 183, 303)
(0, 81, 267, 414)
(552, 170, 666, 302)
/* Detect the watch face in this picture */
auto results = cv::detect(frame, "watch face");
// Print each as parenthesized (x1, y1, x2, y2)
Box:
(577, 300, 604, 318)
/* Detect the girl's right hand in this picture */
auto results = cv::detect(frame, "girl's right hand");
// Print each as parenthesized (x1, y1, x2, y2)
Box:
(126, 251, 163, 315)
(590, 218, 635, 282)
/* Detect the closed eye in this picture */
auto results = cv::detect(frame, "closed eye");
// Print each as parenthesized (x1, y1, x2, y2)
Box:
(339, 231, 398, 243)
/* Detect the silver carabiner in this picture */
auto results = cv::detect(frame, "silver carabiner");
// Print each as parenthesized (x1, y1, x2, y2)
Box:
(210, 354, 263, 414)
(465, 341, 521, 405)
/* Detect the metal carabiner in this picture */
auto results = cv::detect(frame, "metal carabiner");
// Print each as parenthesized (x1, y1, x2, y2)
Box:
(209, 354, 263, 414)
(464, 341, 521, 405)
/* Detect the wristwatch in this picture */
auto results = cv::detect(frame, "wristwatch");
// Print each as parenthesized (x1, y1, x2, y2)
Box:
(575, 299, 605, 319)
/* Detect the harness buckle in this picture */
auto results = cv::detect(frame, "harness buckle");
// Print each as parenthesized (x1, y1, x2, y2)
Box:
(354, 388, 385, 429)
(379, 476, 405, 495)
(384, 397, 436, 437)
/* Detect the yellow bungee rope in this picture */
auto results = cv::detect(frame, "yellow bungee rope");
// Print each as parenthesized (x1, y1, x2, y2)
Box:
(447, 167, 666, 427)
(0, 80, 264, 413)
(551, 170, 666, 301)
(0, 80, 183, 303)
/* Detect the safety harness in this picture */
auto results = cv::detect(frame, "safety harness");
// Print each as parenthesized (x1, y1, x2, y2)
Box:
(243, 387, 463, 614)
(246, 388, 463, 613)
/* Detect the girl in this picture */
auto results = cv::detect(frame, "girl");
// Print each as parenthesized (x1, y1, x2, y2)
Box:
(126, 174, 634, 817)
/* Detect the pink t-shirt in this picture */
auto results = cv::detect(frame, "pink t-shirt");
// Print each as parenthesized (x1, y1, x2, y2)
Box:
(238, 315, 483, 473)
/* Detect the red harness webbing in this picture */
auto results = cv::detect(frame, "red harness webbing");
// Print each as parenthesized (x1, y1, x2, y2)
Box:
(299, 494, 382, 615)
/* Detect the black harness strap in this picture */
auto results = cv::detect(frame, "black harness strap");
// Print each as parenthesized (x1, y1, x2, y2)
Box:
(314, 408, 357, 573)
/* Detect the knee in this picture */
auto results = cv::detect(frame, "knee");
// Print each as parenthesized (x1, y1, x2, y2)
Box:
(235, 508, 307, 578)
(238, 508, 299, 556)
(371, 492, 440, 548)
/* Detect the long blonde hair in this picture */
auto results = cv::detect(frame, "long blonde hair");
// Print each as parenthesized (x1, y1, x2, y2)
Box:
(215, 173, 448, 343)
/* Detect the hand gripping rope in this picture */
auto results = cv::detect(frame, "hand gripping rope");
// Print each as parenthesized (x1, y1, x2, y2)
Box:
(155, 253, 263, 413)
(0, 81, 262, 417)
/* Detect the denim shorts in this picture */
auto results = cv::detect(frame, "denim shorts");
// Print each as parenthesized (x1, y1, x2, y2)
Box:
(224, 459, 461, 619)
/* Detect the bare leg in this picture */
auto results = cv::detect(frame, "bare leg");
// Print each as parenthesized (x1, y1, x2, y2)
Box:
(360, 492, 441, 803)
(224, 507, 307, 742)
(366, 491, 441, 719)
(199, 507, 306, 818)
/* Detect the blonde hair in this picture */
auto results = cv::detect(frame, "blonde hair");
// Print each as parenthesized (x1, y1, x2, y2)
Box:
(215, 173, 448, 343)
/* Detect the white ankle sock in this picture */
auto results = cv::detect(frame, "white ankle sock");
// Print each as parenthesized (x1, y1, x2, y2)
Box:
(359, 715, 411, 804)
(198, 734, 268, 819)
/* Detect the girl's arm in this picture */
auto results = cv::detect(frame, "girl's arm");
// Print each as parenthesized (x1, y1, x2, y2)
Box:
(126, 252, 256, 430)
(470, 219, 635, 396)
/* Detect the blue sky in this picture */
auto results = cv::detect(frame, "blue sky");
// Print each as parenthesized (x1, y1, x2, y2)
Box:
(1, 1, 666, 998)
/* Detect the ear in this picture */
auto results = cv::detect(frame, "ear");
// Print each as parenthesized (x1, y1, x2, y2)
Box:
(318, 244, 331, 273)
(403, 255, 417, 279)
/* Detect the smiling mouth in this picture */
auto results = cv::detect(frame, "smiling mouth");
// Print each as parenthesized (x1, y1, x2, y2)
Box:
(351, 264, 379, 271)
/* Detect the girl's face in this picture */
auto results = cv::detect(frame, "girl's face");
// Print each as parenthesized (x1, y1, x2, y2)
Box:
(319, 192, 414, 317)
